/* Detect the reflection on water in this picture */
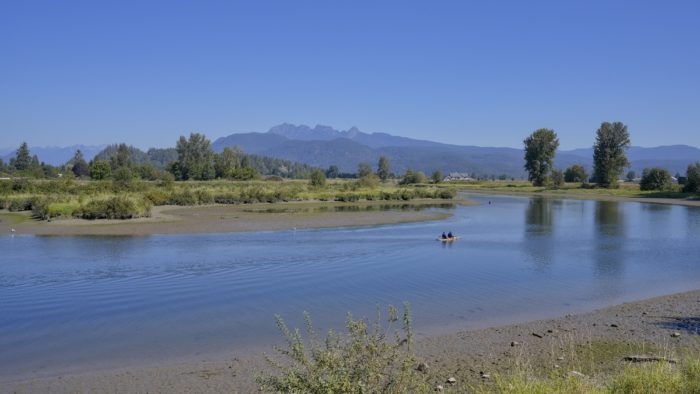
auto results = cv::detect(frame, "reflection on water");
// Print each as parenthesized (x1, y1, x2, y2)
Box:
(1, 194, 700, 379)
(523, 198, 563, 269)
(593, 201, 626, 297)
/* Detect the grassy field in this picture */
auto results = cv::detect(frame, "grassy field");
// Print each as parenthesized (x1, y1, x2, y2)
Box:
(0, 178, 457, 221)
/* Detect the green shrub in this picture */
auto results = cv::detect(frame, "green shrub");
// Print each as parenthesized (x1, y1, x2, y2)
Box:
(8, 197, 33, 211)
(12, 179, 31, 192)
(31, 197, 53, 219)
(168, 190, 197, 205)
(257, 304, 430, 394)
(194, 189, 214, 204)
(0, 180, 12, 194)
(144, 190, 170, 206)
(309, 169, 327, 187)
(81, 196, 150, 220)
(355, 174, 379, 188)
(47, 202, 80, 219)
(335, 193, 360, 202)
(436, 188, 456, 199)
(214, 192, 241, 204)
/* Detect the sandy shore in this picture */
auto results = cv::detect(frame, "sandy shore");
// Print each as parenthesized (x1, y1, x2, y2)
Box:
(0, 199, 467, 236)
(4, 290, 699, 393)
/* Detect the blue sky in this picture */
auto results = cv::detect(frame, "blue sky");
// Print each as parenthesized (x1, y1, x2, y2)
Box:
(2, 1, 699, 150)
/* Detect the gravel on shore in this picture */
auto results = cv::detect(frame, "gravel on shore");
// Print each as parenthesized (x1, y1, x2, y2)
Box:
(4, 289, 699, 393)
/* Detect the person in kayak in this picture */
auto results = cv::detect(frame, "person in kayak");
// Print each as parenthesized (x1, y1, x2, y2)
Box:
(447, 231, 454, 238)
(441, 232, 448, 239)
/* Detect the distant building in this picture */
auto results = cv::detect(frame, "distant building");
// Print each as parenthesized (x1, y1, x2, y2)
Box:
(443, 172, 474, 182)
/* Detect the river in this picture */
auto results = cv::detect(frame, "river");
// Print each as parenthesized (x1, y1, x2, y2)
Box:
(1, 193, 699, 379)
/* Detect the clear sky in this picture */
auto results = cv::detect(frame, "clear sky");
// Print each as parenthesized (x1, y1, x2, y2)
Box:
(2, 1, 699, 150)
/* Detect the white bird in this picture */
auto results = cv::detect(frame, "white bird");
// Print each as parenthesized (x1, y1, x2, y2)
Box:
(10, 228, 15, 233)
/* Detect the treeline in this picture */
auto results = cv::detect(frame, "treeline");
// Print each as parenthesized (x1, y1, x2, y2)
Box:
(523, 122, 700, 193)
(0, 133, 319, 181)
(312, 157, 445, 188)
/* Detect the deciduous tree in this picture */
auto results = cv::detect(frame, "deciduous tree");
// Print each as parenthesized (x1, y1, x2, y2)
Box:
(523, 128, 559, 186)
(358, 162, 372, 178)
(309, 169, 326, 187)
(90, 159, 111, 180)
(683, 162, 700, 193)
(592, 122, 630, 188)
(377, 156, 390, 181)
(564, 164, 588, 183)
(640, 167, 672, 191)
(431, 170, 442, 184)
(174, 133, 215, 180)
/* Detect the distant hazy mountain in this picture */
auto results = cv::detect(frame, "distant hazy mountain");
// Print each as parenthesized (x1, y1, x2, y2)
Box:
(0, 145, 106, 166)
(212, 124, 700, 177)
(267, 123, 444, 149)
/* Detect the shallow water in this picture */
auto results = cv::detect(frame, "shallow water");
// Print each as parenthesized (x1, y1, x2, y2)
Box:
(1, 194, 700, 378)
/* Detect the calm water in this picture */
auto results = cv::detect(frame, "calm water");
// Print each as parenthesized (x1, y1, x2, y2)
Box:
(1, 194, 700, 378)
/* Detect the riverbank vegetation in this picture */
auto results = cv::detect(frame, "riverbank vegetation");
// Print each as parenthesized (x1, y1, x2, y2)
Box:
(258, 306, 700, 394)
(443, 179, 699, 200)
(0, 178, 457, 221)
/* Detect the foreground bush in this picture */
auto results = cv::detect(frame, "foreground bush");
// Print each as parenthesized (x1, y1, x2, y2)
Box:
(257, 304, 431, 394)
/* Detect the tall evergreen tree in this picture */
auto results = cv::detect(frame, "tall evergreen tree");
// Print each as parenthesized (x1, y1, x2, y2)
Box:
(14, 142, 32, 171)
(71, 150, 90, 177)
(592, 121, 630, 188)
(523, 128, 559, 186)
(110, 143, 132, 170)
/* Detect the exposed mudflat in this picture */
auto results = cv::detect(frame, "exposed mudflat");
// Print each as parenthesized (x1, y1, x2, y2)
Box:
(0, 199, 465, 236)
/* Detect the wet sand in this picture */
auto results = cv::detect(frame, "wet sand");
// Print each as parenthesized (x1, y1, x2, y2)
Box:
(4, 290, 699, 393)
(0, 199, 466, 236)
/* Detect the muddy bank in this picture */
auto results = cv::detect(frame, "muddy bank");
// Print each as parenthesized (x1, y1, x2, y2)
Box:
(4, 290, 699, 393)
(0, 199, 467, 236)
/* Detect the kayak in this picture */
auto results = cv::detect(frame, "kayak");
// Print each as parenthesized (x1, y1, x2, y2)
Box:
(437, 236, 460, 242)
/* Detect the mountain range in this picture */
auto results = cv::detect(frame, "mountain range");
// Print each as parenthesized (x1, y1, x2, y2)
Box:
(212, 124, 700, 177)
(4, 124, 700, 177)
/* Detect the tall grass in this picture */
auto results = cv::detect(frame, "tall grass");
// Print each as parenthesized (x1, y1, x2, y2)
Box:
(481, 360, 700, 394)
